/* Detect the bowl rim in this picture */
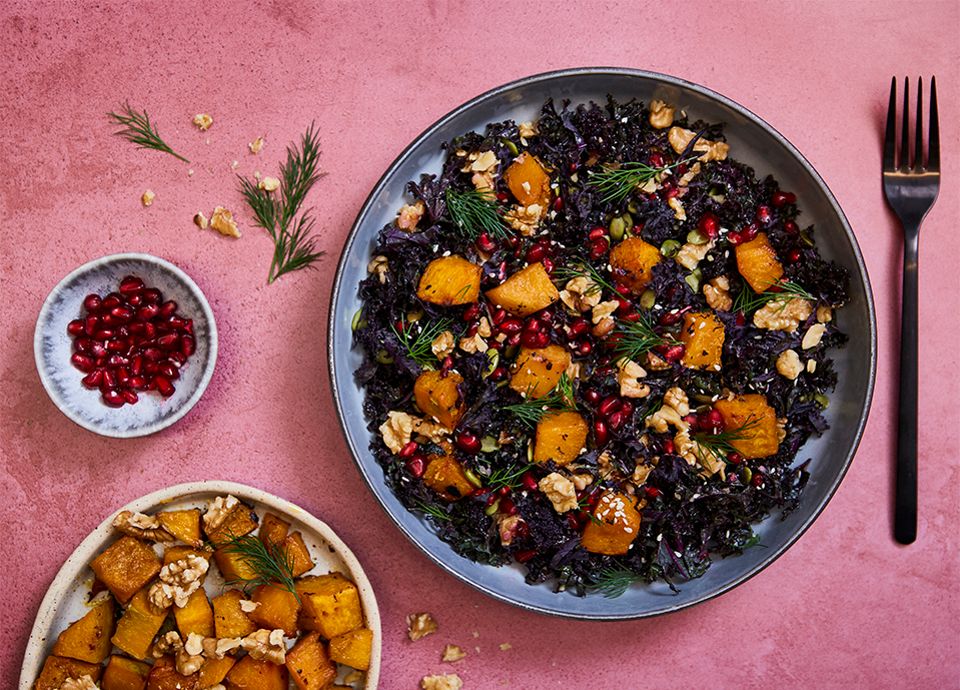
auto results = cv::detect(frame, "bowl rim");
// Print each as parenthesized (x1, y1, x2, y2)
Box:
(327, 67, 877, 620)
(33, 251, 219, 438)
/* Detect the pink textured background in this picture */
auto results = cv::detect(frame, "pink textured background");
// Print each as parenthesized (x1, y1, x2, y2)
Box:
(2, 1, 958, 688)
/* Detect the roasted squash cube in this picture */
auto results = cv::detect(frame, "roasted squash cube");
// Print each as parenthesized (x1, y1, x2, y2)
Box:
(298, 573, 364, 639)
(111, 588, 169, 660)
(211, 589, 256, 638)
(102, 655, 151, 690)
(51, 597, 115, 663)
(147, 655, 199, 690)
(610, 237, 661, 292)
(198, 656, 236, 688)
(203, 501, 259, 547)
(281, 531, 315, 577)
(329, 628, 373, 671)
(534, 410, 588, 465)
(249, 584, 301, 636)
(213, 547, 259, 583)
(581, 492, 641, 556)
(485, 262, 559, 316)
(504, 152, 551, 206)
(286, 632, 338, 690)
(735, 232, 784, 293)
(91, 535, 162, 604)
(226, 656, 288, 690)
(713, 394, 780, 458)
(157, 509, 202, 547)
(174, 588, 215, 638)
(416, 255, 481, 306)
(414, 370, 465, 430)
(163, 546, 212, 566)
(35, 655, 103, 690)
(259, 512, 290, 549)
(509, 345, 571, 399)
(680, 311, 725, 370)
(423, 455, 474, 501)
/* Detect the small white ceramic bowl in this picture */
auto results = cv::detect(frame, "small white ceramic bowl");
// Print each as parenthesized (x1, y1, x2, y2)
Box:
(34, 252, 218, 437)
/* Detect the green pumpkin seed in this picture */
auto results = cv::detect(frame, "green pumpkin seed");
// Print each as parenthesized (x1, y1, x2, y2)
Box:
(800, 229, 815, 248)
(376, 349, 394, 365)
(740, 466, 753, 483)
(686, 228, 708, 245)
(483, 349, 500, 378)
(464, 469, 483, 488)
(502, 138, 519, 156)
(351, 309, 366, 331)
(639, 289, 656, 310)
(609, 216, 626, 241)
(684, 268, 702, 292)
(484, 500, 500, 516)
(660, 239, 681, 258)
(480, 435, 500, 453)
(814, 393, 830, 409)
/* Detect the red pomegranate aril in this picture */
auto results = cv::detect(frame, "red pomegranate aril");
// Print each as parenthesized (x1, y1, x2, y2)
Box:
(542, 257, 555, 273)
(82, 294, 102, 312)
(128, 375, 148, 390)
(727, 451, 744, 465)
(159, 300, 178, 318)
(659, 311, 681, 326)
(566, 512, 581, 530)
(539, 309, 554, 323)
(521, 472, 539, 491)
(620, 400, 633, 417)
(182, 318, 193, 335)
(526, 243, 547, 263)
(157, 333, 179, 350)
(466, 323, 479, 338)
(649, 151, 665, 167)
(752, 473, 765, 487)
(524, 318, 541, 333)
(107, 354, 128, 368)
(588, 237, 609, 260)
(144, 361, 160, 375)
(533, 332, 550, 348)
(645, 486, 662, 498)
(402, 454, 425, 478)
(788, 248, 802, 263)
(67, 319, 85, 336)
(490, 366, 508, 381)
(699, 213, 720, 238)
(584, 389, 600, 404)
(756, 205, 772, 224)
(102, 389, 125, 407)
(455, 430, 481, 454)
(81, 369, 104, 388)
(735, 312, 746, 326)
(727, 230, 744, 245)
(588, 227, 607, 241)
(497, 486, 511, 497)
(106, 339, 127, 353)
(577, 340, 592, 356)
(462, 303, 481, 322)
(142, 288, 161, 304)
(516, 549, 538, 563)
(621, 311, 640, 323)
(73, 337, 92, 354)
(705, 408, 724, 430)
(90, 342, 107, 359)
(160, 364, 180, 380)
(507, 332, 522, 346)
(664, 185, 680, 199)
(662, 438, 675, 454)
(137, 304, 159, 321)
(476, 232, 497, 253)
(682, 414, 700, 431)
(662, 344, 685, 362)
(126, 293, 143, 306)
(553, 196, 564, 211)
(84, 315, 99, 336)
(486, 493, 499, 507)
(101, 295, 122, 311)
(154, 375, 175, 397)
(122, 389, 139, 405)
(608, 410, 625, 429)
(772, 190, 796, 207)
(128, 322, 145, 335)
(492, 308, 507, 325)
(93, 328, 115, 340)
(521, 331, 541, 348)
(70, 353, 95, 372)
(116, 367, 131, 385)
(119, 275, 144, 294)
(143, 322, 157, 338)
(399, 441, 419, 458)
(101, 313, 118, 327)
(569, 318, 589, 336)
(594, 419, 609, 445)
(101, 368, 117, 389)
(499, 496, 518, 516)
(500, 318, 523, 335)
(784, 220, 799, 235)
(742, 222, 759, 241)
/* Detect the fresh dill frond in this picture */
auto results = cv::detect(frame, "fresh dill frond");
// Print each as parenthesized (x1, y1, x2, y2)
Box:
(445, 188, 509, 239)
(693, 416, 761, 461)
(504, 373, 576, 426)
(415, 500, 452, 522)
(612, 314, 671, 361)
(238, 123, 325, 283)
(587, 158, 694, 204)
(391, 318, 453, 369)
(552, 260, 620, 296)
(107, 103, 189, 162)
(588, 566, 644, 598)
(485, 463, 534, 492)
(220, 533, 299, 602)
(732, 280, 814, 315)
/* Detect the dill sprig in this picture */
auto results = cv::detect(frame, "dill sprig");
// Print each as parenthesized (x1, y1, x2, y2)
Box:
(107, 103, 189, 162)
(552, 261, 619, 296)
(238, 124, 325, 283)
(588, 566, 643, 598)
(485, 463, 534, 492)
(693, 416, 761, 461)
(587, 158, 694, 204)
(445, 188, 509, 239)
(732, 280, 814, 315)
(612, 314, 672, 361)
(415, 500, 452, 522)
(504, 374, 575, 426)
(220, 533, 299, 602)
(391, 318, 453, 369)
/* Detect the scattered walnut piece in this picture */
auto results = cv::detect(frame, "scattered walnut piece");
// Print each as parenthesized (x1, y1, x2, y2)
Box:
(753, 298, 813, 332)
(645, 387, 690, 433)
(442, 644, 466, 663)
(249, 136, 264, 154)
(209, 206, 241, 238)
(591, 300, 619, 325)
(238, 599, 260, 613)
(141, 190, 155, 207)
(675, 239, 715, 270)
(617, 358, 650, 399)
(646, 351, 671, 371)
(367, 255, 389, 284)
(112, 510, 173, 542)
(397, 200, 426, 231)
(776, 349, 803, 380)
(538, 472, 577, 514)
(571, 473, 593, 491)
(193, 212, 208, 229)
(55, 676, 98, 690)
(407, 612, 438, 641)
(461, 149, 499, 191)
(504, 203, 544, 235)
(421, 674, 463, 690)
(380, 411, 417, 454)
(632, 463, 653, 485)
(592, 316, 615, 338)
(241, 628, 286, 664)
(148, 554, 209, 609)
(459, 332, 488, 354)
(816, 305, 833, 323)
(678, 161, 702, 187)
(192, 113, 213, 131)
(801, 323, 826, 350)
(648, 99, 676, 129)
(258, 176, 280, 192)
(559, 276, 601, 313)
(432, 330, 455, 359)
(703, 275, 732, 311)
(667, 126, 729, 161)
(499, 642, 512, 651)
(668, 196, 686, 221)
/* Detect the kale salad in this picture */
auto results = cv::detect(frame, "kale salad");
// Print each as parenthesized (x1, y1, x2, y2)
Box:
(352, 96, 848, 597)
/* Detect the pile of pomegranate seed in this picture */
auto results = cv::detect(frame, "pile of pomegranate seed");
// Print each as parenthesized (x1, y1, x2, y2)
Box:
(66, 275, 195, 407)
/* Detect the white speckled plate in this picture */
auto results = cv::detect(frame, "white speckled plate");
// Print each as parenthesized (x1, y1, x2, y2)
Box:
(19, 481, 381, 689)
(34, 253, 217, 437)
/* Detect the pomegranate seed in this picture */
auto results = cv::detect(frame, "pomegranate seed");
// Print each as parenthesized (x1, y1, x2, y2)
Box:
(472, 487, 491, 498)
(497, 486, 511, 497)
(127, 293, 143, 306)
(515, 521, 530, 539)
(772, 190, 796, 207)
(463, 303, 481, 321)
(496, 192, 509, 203)
(116, 367, 131, 385)
(608, 410, 625, 429)
(516, 549, 538, 563)
(84, 315, 99, 336)
(157, 333, 179, 350)
(144, 362, 160, 375)
(142, 288, 162, 304)
(577, 340, 592, 356)
(73, 338, 92, 354)
(106, 339, 127, 353)
(507, 333, 521, 346)
(524, 318, 542, 333)
(122, 389, 139, 404)
(621, 311, 640, 323)
(588, 227, 607, 241)
(649, 152, 665, 167)
(683, 414, 700, 431)
(70, 353, 94, 372)
(101, 368, 117, 389)
(553, 196, 564, 211)
(645, 486, 662, 498)
(102, 389, 125, 407)
(735, 312, 746, 327)
(526, 243, 547, 263)
(128, 375, 148, 390)
(182, 319, 194, 335)
(119, 275, 144, 294)
(67, 319, 85, 336)
(154, 375, 175, 397)
(727, 451, 744, 465)
(620, 400, 633, 417)
(521, 331, 541, 348)
(705, 408, 724, 430)
(90, 342, 107, 359)
(593, 419, 609, 445)
(662, 438, 675, 454)
(94, 329, 115, 340)
(616, 297, 631, 313)
(659, 311, 681, 326)
(82, 294, 102, 312)
(489, 366, 508, 381)
(81, 369, 103, 388)
(784, 220, 799, 235)
(662, 344, 685, 362)
(566, 513, 582, 530)
(143, 347, 162, 362)
(539, 308, 553, 323)
(788, 248, 802, 263)
(130, 355, 143, 375)
(159, 300, 178, 318)
(143, 322, 157, 338)
(664, 185, 679, 199)
(492, 308, 507, 325)
(752, 473, 765, 487)
(699, 213, 719, 238)
(521, 472, 539, 491)
(455, 430, 481, 454)
(168, 351, 187, 365)
(474, 232, 495, 253)
(756, 205, 772, 224)
(569, 318, 589, 336)
(487, 339, 502, 351)
(100, 313, 117, 327)
(742, 223, 759, 241)
(441, 355, 454, 372)
(727, 230, 744, 245)
(500, 318, 522, 335)
(466, 323, 479, 338)
(541, 257, 554, 274)
(403, 454, 425, 477)
(158, 364, 179, 380)
(588, 237, 609, 260)
(584, 389, 600, 404)
(486, 493, 499, 507)
(499, 496, 518, 516)
(107, 354, 128, 368)
(101, 295, 122, 311)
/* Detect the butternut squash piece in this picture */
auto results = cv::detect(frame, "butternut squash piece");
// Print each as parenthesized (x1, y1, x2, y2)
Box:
(735, 232, 784, 293)
(212, 547, 259, 583)
(147, 655, 199, 690)
(713, 394, 780, 458)
(111, 588, 169, 660)
(416, 255, 481, 306)
(52, 597, 115, 663)
(174, 588, 215, 638)
(259, 512, 290, 549)
(163, 546, 212, 567)
(35, 655, 103, 690)
(504, 152, 551, 206)
(534, 410, 588, 465)
(485, 262, 559, 316)
(102, 655, 151, 690)
(282, 531, 316, 577)
(423, 455, 474, 501)
(679, 311, 725, 370)
(509, 345, 571, 399)
(298, 573, 364, 639)
(211, 589, 256, 638)
(249, 584, 301, 636)
(581, 492, 641, 556)
(203, 501, 259, 547)
(286, 632, 338, 689)
(413, 370, 465, 430)
(329, 628, 373, 671)
(609, 237, 661, 292)
(226, 656, 288, 690)
(156, 509, 202, 547)
(91, 535, 162, 604)
(198, 656, 236, 689)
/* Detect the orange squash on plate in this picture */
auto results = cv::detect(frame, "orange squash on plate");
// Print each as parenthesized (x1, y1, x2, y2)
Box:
(486, 262, 559, 316)
(198, 656, 236, 688)
(259, 512, 290, 549)
(416, 255, 482, 306)
(509, 345, 571, 399)
(298, 573, 364, 639)
(174, 588, 215, 638)
(51, 597, 114, 663)
(102, 655, 151, 690)
(581, 492, 642, 556)
(735, 232, 784, 293)
(147, 655, 199, 690)
(423, 454, 475, 501)
(534, 410, 588, 465)
(249, 583, 301, 636)
(35, 655, 103, 690)
(414, 370, 465, 429)
(610, 237, 661, 292)
(679, 311, 725, 370)
(504, 152, 551, 206)
(226, 656, 288, 690)
(280, 531, 315, 577)
(156, 509, 202, 547)
(211, 589, 256, 639)
(90, 536, 162, 604)
(329, 628, 374, 671)
(286, 631, 338, 690)
(111, 588, 169, 660)
(713, 394, 779, 458)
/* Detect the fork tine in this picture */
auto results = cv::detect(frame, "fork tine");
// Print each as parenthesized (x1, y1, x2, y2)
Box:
(901, 76, 910, 169)
(915, 77, 924, 169)
(883, 77, 897, 171)
(929, 76, 940, 171)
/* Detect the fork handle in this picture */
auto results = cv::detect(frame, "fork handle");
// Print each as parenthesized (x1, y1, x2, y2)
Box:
(895, 227, 920, 544)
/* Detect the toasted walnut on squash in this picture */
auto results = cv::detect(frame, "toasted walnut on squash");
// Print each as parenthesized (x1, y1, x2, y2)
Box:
(286, 631, 338, 690)
(91, 535, 162, 604)
(35, 655, 103, 690)
(147, 655, 199, 690)
(486, 262, 559, 316)
(204, 500, 259, 547)
(510, 345, 571, 399)
(198, 656, 237, 688)
(417, 255, 481, 306)
(329, 627, 374, 671)
(227, 655, 288, 690)
(259, 512, 291, 549)
(249, 583, 301, 636)
(679, 311, 725, 370)
(298, 573, 364, 639)
(163, 546, 211, 567)
(102, 654, 151, 690)
(736, 232, 784, 293)
(111, 588, 169, 660)
(174, 588, 215, 638)
(534, 410, 588, 465)
(713, 394, 779, 458)
(156, 509, 202, 547)
(414, 370, 465, 430)
(51, 597, 115, 663)
(610, 237, 661, 292)
(504, 153, 551, 207)
(581, 492, 642, 556)
(424, 454, 475, 501)
(211, 589, 256, 638)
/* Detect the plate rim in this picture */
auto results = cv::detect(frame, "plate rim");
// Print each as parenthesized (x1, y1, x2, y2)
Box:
(18, 480, 382, 689)
(327, 66, 877, 620)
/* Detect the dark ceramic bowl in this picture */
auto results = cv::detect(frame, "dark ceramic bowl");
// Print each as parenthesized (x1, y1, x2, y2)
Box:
(328, 68, 876, 619)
